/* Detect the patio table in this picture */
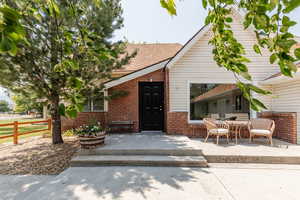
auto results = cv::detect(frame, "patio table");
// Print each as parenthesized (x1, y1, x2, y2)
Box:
(225, 120, 249, 144)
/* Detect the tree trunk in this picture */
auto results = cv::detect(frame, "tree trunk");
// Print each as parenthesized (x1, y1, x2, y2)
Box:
(51, 98, 64, 144)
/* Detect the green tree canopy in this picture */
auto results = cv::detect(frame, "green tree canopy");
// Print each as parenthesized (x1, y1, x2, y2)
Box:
(0, 100, 10, 112)
(0, 0, 135, 144)
(12, 93, 43, 113)
(161, 0, 300, 111)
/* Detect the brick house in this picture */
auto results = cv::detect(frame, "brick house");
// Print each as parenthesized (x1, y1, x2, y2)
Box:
(62, 8, 300, 144)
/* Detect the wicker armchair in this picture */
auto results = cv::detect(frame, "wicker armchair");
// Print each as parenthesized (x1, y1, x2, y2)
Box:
(203, 118, 230, 144)
(248, 118, 275, 146)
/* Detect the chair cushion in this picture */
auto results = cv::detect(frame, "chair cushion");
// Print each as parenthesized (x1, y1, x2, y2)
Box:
(250, 129, 271, 135)
(210, 128, 229, 134)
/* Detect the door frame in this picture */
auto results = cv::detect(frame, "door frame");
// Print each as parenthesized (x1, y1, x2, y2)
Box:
(138, 81, 165, 132)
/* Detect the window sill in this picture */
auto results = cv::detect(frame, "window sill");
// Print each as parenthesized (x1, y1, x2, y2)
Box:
(188, 120, 204, 124)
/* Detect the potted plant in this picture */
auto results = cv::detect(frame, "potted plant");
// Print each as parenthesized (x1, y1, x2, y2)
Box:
(74, 122, 106, 149)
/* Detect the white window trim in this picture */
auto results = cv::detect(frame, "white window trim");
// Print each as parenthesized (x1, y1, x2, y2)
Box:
(83, 90, 108, 112)
(187, 80, 250, 124)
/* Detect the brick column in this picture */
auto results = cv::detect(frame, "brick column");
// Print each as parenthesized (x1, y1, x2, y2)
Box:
(259, 111, 297, 144)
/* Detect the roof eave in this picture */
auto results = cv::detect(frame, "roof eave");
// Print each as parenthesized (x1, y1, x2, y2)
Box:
(260, 72, 300, 85)
(104, 58, 170, 89)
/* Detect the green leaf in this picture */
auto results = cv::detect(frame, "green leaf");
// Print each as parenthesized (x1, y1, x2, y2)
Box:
(283, 0, 300, 13)
(0, 6, 21, 21)
(0, 38, 12, 52)
(253, 44, 262, 55)
(277, 39, 297, 49)
(252, 98, 268, 110)
(65, 105, 78, 118)
(236, 63, 248, 72)
(160, 0, 177, 15)
(282, 16, 297, 27)
(67, 77, 83, 89)
(287, 61, 298, 72)
(270, 53, 277, 64)
(269, 0, 278, 11)
(279, 61, 293, 77)
(205, 15, 211, 25)
(248, 84, 272, 95)
(225, 17, 233, 23)
(294, 48, 300, 59)
(48, 0, 60, 16)
(250, 101, 259, 111)
(75, 103, 84, 112)
(240, 72, 252, 81)
(8, 42, 17, 56)
(202, 0, 208, 9)
(59, 103, 66, 116)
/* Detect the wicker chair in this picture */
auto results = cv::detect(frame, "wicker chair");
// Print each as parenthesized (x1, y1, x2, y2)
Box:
(203, 118, 230, 144)
(248, 118, 275, 146)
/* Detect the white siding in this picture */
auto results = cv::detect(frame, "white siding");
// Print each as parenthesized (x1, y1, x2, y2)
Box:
(169, 12, 279, 112)
(271, 80, 300, 144)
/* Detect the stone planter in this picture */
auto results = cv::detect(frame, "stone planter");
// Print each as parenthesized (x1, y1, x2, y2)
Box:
(78, 132, 106, 149)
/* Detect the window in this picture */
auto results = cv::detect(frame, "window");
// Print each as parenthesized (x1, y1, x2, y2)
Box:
(189, 83, 249, 121)
(235, 95, 242, 111)
(83, 93, 105, 112)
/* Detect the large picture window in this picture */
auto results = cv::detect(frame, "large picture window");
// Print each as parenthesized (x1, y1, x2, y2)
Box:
(83, 93, 105, 112)
(190, 83, 250, 121)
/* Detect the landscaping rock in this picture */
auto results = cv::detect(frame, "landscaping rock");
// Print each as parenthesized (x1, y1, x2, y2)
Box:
(0, 137, 79, 175)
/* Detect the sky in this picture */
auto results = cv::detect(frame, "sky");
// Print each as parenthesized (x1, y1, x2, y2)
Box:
(114, 0, 300, 44)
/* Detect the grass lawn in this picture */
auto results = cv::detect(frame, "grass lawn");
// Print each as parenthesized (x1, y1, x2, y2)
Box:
(0, 118, 49, 144)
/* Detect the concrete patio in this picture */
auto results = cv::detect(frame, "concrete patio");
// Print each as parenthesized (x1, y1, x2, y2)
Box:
(72, 133, 208, 167)
(74, 133, 300, 165)
(192, 137, 300, 164)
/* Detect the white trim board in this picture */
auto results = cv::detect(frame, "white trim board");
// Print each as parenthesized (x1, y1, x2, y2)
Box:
(104, 59, 170, 89)
(165, 25, 211, 69)
(260, 72, 300, 85)
(165, 6, 252, 70)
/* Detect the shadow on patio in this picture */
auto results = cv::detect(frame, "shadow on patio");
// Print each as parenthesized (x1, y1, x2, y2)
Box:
(24, 166, 224, 200)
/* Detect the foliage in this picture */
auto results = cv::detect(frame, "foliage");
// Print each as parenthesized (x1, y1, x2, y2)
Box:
(0, 100, 10, 112)
(12, 93, 43, 113)
(73, 122, 104, 137)
(0, 0, 135, 144)
(161, 0, 300, 111)
(63, 129, 75, 137)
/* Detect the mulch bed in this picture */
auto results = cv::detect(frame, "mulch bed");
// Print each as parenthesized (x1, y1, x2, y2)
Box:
(0, 137, 80, 175)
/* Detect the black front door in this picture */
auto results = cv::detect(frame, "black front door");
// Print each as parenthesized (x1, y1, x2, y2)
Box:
(139, 82, 164, 131)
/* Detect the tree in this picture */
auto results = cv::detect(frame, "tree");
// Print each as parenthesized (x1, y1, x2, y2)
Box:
(0, 100, 10, 112)
(0, 0, 135, 144)
(12, 93, 43, 113)
(161, 0, 300, 111)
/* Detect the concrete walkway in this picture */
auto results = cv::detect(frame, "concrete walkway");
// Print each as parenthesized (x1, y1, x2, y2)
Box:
(0, 175, 52, 200)
(3, 164, 300, 200)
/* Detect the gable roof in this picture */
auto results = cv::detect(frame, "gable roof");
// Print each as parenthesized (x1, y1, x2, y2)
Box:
(105, 58, 170, 89)
(115, 43, 182, 75)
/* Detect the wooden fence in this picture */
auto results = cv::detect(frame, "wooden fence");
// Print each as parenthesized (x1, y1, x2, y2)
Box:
(0, 119, 52, 144)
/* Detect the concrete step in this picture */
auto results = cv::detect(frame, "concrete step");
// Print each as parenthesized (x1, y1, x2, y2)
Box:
(205, 155, 300, 164)
(71, 155, 208, 167)
(78, 149, 203, 156)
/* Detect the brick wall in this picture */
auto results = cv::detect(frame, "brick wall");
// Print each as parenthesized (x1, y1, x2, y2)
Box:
(107, 69, 165, 132)
(61, 69, 165, 132)
(61, 112, 107, 132)
(166, 112, 207, 137)
(259, 111, 297, 144)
